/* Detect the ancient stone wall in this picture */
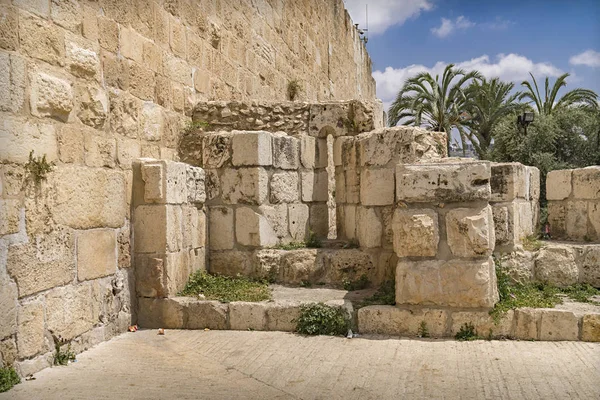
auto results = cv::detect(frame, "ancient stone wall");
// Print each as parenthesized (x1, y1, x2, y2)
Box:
(0, 0, 376, 374)
(547, 167, 600, 242)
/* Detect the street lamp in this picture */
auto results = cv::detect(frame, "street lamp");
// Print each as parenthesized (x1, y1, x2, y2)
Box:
(517, 112, 535, 135)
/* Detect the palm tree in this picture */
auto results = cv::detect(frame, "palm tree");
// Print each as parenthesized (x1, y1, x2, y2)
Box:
(388, 64, 482, 151)
(462, 77, 522, 159)
(519, 72, 598, 115)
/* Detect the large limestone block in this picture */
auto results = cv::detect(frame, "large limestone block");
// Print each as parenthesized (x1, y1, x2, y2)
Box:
(46, 284, 94, 340)
(0, 117, 58, 164)
(513, 308, 542, 340)
(547, 202, 566, 238)
(83, 131, 116, 168)
(229, 302, 268, 331)
(539, 309, 579, 341)
(343, 205, 357, 239)
(528, 167, 541, 201)
(272, 134, 299, 169)
(231, 131, 272, 166)
(137, 297, 184, 329)
(266, 302, 302, 332)
(360, 168, 395, 206)
(17, 301, 46, 358)
(516, 201, 536, 239)
(134, 205, 182, 253)
(270, 171, 299, 203)
(277, 249, 321, 284)
(396, 258, 498, 308)
(30, 71, 73, 121)
(450, 310, 514, 339)
(236, 207, 278, 247)
(589, 203, 600, 241)
(357, 207, 382, 248)
(288, 203, 309, 240)
(498, 250, 535, 284)
(301, 170, 328, 202)
(182, 206, 205, 249)
(534, 245, 578, 287)
(19, 12, 65, 66)
(308, 102, 351, 137)
(185, 300, 228, 330)
(345, 168, 360, 204)
(492, 204, 517, 248)
(163, 251, 192, 296)
(0, 280, 18, 339)
(135, 255, 166, 298)
(208, 206, 234, 250)
(186, 165, 206, 204)
(565, 200, 588, 240)
(357, 306, 448, 337)
(202, 134, 233, 168)
(221, 168, 268, 204)
(67, 40, 99, 79)
(140, 160, 187, 204)
(579, 246, 600, 287)
(259, 204, 288, 239)
(53, 166, 126, 229)
(396, 161, 491, 202)
(490, 163, 528, 202)
(77, 229, 117, 281)
(321, 249, 375, 283)
(109, 89, 141, 139)
(392, 208, 439, 257)
(0, 199, 21, 236)
(582, 314, 600, 342)
(299, 135, 316, 168)
(572, 167, 600, 199)
(209, 251, 253, 277)
(446, 206, 495, 258)
(546, 170, 573, 200)
(7, 227, 75, 298)
(0, 5, 19, 51)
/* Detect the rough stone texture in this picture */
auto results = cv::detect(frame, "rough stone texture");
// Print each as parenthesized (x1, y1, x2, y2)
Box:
(547, 170, 573, 201)
(572, 167, 600, 199)
(498, 250, 535, 284)
(300, 170, 328, 202)
(46, 284, 94, 340)
(1, 117, 59, 164)
(396, 161, 491, 203)
(208, 207, 234, 250)
(539, 310, 579, 341)
(513, 308, 542, 340)
(396, 258, 498, 308)
(137, 297, 184, 329)
(272, 134, 300, 170)
(450, 310, 514, 338)
(229, 302, 268, 331)
(134, 205, 182, 253)
(270, 172, 299, 203)
(535, 245, 579, 287)
(266, 302, 301, 332)
(446, 205, 495, 258)
(17, 301, 46, 358)
(356, 207, 382, 248)
(490, 163, 529, 202)
(0, 280, 18, 339)
(288, 204, 309, 240)
(235, 207, 277, 247)
(392, 208, 439, 257)
(231, 131, 272, 166)
(360, 168, 395, 206)
(209, 251, 253, 277)
(582, 314, 600, 342)
(30, 71, 73, 121)
(77, 229, 117, 281)
(357, 306, 448, 337)
(579, 246, 600, 287)
(221, 168, 269, 205)
(185, 300, 228, 330)
(0, 199, 21, 236)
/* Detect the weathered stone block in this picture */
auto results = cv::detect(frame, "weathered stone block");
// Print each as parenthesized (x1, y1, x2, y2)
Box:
(360, 168, 395, 206)
(490, 163, 528, 202)
(229, 302, 267, 331)
(572, 167, 600, 199)
(259, 204, 288, 239)
(236, 207, 278, 247)
(109, 89, 141, 138)
(546, 170, 573, 200)
(266, 302, 301, 332)
(392, 208, 439, 257)
(231, 131, 272, 166)
(276, 249, 321, 284)
(30, 71, 73, 121)
(83, 132, 116, 168)
(66, 40, 99, 79)
(547, 202, 566, 238)
(186, 165, 205, 204)
(345, 168, 360, 204)
(539, 310, 579, 341)
(513, 308, 541, 340)
(579, 246, 600, 287)
(202, 134, 232, 168)
(221, 168, 268, 204)
(53, 166, 126, 229)
(498, 250, 535, 284)
(0, 199, 21, 236)
(77, 85, 108, 128)
(270, 171, 299, 203)
(272, 134, 299, 169)
(0, 5, 19, 51)
(288, 203, 309, 240)
(0, 280, 18, 339)
(528, 167, 540, 201)
(141, 102, 165, 141)
(135, 255, 166, 298)
(140, 160, 187, 204)
(133, 205, 182, 253)
(182, 205, 205, 249)
(535, 245, 578, 287)
(356, 207, 382, 248)
(450, 310, 514, 338)
(446, 206, 495, 258)
(209, 206, 234, 250)
(137, 297, 184, 329)
(396, 161, 491, 203)
(17, 301, 46, 358)
(565, 200, 588, 240)
(357, 306, 448, 337)
(492, 204, 517, 247)
(301, 170, 328, 202)
(77, 229, 117, 281)
(209, 251, 253, 276)
(185, 300, 228, 330)
(300, 135, 316, 168)
(46, 284, 94, 340)
(396, 258, 498, 308)
(0, 117, 58, 164)
(582, 314, 600, 342)
(20, 13, 64, 65)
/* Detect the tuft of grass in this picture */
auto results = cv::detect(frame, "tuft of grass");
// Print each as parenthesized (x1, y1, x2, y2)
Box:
(455, 322, 480, 341)
(53, 342, 76, 366)
(305, 230, 322, 249)
(287, 79, 302, 101)
(273, 241, 306, 251)
(522, 234, 543, 251)
(183, 120, 210, 133)
(342, 274, 369, 291)
(300, 280, 312, 288)
(296, 303, 349, 336)
(358, 280, 396, 308)
(25, 150, 54, 184)
(417, 321, 429, 338)
(558, 284, 600, 304)
(0, 367, 20, 393)
(180, 271, 272, 303)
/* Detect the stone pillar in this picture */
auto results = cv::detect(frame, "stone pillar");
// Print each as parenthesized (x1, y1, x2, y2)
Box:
(393, 160, 499, 309)
(132, 158, 206, 298)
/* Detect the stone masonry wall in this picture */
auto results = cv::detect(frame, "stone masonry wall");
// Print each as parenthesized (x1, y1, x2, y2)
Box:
(547, 167, 600, 242)
(0, 0, 376, 375)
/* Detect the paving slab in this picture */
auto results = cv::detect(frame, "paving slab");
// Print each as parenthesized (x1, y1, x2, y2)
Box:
(2, 330, 599, 399)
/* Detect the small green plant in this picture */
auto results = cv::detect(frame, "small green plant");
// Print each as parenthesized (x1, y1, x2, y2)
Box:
(179, 271, 272, 302)
(296, 303, 349, 336)
(300, 280, 312, 288)
(358, 280, 396, 308)
(559, 284, 600, 304)
(0, 366, 20, 393)
(522, 234, 543, 251)
(342, 239, 359, 249)
(273, 241, 306, 250)
(455, 322, 479, 341)
(54, 342, 76, 366)
(417, 321, 429, 338)
(305, 230, 322, 249)
(25, 150, 54, 184)
(287, 79, 302, 101)
(183, 120, 211, 134)
(342, 274, 369, 291)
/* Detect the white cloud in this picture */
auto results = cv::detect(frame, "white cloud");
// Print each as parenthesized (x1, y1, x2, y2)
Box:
(373, 54, 565, 111)
(481, 16, 514, 30)
(343, 0, 433, 35)
(569, 50, 600, 68)
(431, 15, 474, 38)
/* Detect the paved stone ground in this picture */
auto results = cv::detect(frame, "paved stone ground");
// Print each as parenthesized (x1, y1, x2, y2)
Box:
(2, 330, 599, 400)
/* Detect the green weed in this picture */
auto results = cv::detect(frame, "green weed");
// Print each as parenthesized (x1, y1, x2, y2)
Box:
(180, 271, 271, 303)
(358, 280, 396, 308)
(0, 367, 20, 393)
(342, 274, 369, 291)
(53, 342, 76, 366)
(455, 322, 479, 341)
(296, 303, 349, 336)
(25, 151, 54, 184)
(417, 321, 429, 338)
(287, 80, 302, 101)
(305, 230, 322, 248)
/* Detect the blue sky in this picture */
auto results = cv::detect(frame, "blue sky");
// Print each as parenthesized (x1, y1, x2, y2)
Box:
(344, 0, 600, 116)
